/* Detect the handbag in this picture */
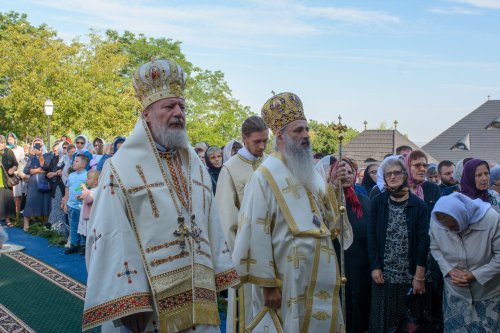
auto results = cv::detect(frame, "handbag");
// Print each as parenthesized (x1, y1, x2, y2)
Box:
(389, 290, 442, 333)
(1, 163, 20, 188)
(36, 173, 51, 192)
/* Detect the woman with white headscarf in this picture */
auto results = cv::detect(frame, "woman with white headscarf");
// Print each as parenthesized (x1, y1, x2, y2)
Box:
(72, 135, 93, 170)
(430, 192, 500, 332)
(222, 139, 242, 163)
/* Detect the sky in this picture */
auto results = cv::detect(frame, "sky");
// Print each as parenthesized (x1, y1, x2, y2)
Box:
(1, 0, 500, 145)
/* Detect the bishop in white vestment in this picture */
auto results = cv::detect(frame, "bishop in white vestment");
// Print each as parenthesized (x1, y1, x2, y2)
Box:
(215, 116, 269, 333)
(83, 59, 239, 333)
(232, 92, 352, 333)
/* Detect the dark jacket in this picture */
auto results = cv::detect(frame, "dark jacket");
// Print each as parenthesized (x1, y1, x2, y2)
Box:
(367, 191, 430, 275)
(1, 148, 18, 189)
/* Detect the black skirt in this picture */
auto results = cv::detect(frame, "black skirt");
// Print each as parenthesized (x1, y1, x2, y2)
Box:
(0, 187, 16, 220)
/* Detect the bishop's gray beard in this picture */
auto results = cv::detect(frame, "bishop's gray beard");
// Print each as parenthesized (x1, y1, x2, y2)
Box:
(149, 121, 190, 150)
(282, 134, 315, 191)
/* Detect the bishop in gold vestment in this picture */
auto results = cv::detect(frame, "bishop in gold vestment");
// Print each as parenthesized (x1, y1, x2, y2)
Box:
(83, 59, 239, 333)
(232, 92, 352, 332)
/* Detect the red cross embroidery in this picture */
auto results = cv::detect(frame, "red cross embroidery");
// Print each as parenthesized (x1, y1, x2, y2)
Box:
(93, 228, 102, 250)
(117, 261, 138, 284)
(104, 174, 119, 195)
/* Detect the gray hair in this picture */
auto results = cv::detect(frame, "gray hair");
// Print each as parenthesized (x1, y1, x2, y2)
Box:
(205, 146, 222, 157)
(380, 156, 407, 176)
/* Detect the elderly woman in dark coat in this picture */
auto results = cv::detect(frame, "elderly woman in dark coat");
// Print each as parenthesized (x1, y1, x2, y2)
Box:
(367, 156, 429, 332)
(0, 135, 18, 226)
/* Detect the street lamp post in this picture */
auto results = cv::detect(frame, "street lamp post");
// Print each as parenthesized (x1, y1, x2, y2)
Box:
(44, 98, 54, 150)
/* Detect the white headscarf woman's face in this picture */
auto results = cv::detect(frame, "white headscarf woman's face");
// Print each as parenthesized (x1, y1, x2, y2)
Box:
(75, 135, 89, 153)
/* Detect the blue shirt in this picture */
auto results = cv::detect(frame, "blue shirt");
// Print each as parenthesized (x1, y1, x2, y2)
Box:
(67, 170, 87, 210)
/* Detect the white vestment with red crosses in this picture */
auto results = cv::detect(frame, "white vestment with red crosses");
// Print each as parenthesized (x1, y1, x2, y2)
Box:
(232, 153, 353, 333)
(83, 117, 240, 333)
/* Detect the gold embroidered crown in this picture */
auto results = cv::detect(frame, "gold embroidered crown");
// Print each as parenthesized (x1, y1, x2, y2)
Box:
(132, 58, 187, 108)
(261, 92, 306, 133)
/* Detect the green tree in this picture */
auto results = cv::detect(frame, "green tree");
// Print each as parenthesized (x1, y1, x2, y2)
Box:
(309, 119, 359, 156)
(0, 13, 252, 144)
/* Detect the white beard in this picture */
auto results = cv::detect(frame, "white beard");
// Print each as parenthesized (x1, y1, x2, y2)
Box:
(282, 134, 315, 191)
(149, 120, 190, 150)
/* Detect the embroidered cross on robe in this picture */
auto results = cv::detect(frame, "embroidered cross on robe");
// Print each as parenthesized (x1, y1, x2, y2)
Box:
(128, 165, 164, 218)
(117, 261, 138, 284)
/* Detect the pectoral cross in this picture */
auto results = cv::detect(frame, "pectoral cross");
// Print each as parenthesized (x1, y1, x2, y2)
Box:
(189, 214, 202, 250)
(128, 165, 164, 218)
(282, 177, 302, 199)
(256, 212, 271, 234)
(117, 261, 138, 284)
(287, 245, 306, 269)
(93, 228, 102, 250)
(240, 249, 257, 272)
(174, 216, 190, 250)
(104, 174, 119, 195)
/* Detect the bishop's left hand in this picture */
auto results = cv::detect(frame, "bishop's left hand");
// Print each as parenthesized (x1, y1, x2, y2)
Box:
(328, 160, 348, 185)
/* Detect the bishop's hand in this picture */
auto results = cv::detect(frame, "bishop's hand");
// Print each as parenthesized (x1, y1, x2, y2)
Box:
(263, 286, 282, 310)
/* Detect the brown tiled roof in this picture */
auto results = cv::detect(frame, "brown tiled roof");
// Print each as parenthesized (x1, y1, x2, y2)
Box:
(342, 130, 434, 170)
(422, 100, 500, 164)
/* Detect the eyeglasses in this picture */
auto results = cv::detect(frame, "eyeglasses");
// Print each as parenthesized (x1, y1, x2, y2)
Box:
(369, 170, 378, 175)
(384, 170, 405, 178)
(493, 182, 500, 188)
(411, 163, 428, 169)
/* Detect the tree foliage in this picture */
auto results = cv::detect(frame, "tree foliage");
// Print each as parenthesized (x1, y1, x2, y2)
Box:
(0, 11, 252, 144)
(0, 11, 350, 149)
(309, 119, 359, 156)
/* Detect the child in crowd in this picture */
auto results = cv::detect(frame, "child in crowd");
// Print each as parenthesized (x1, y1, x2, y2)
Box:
(0, 225, 7, 249)
(62, 154, 88, 255)
(77, 170, 99, 255)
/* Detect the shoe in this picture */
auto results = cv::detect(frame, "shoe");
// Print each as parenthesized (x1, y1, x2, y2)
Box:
(65, 240, 71, 248)
(79, 245, 86, 256)
(64, 245, 79, 254)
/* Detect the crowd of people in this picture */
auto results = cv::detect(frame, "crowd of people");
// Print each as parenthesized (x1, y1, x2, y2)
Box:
(2, 57, 500, 333)
(0, 134, 126, 254)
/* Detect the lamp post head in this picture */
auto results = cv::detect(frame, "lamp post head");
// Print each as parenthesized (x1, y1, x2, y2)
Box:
(44, 98, 54, 116)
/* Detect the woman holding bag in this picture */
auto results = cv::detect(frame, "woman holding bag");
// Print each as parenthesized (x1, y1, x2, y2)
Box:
(23, 139, 51, 231)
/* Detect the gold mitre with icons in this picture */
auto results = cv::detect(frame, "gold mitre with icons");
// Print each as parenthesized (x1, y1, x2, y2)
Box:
(261, 92, 306, 133)
(132, 58, 187, 109)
